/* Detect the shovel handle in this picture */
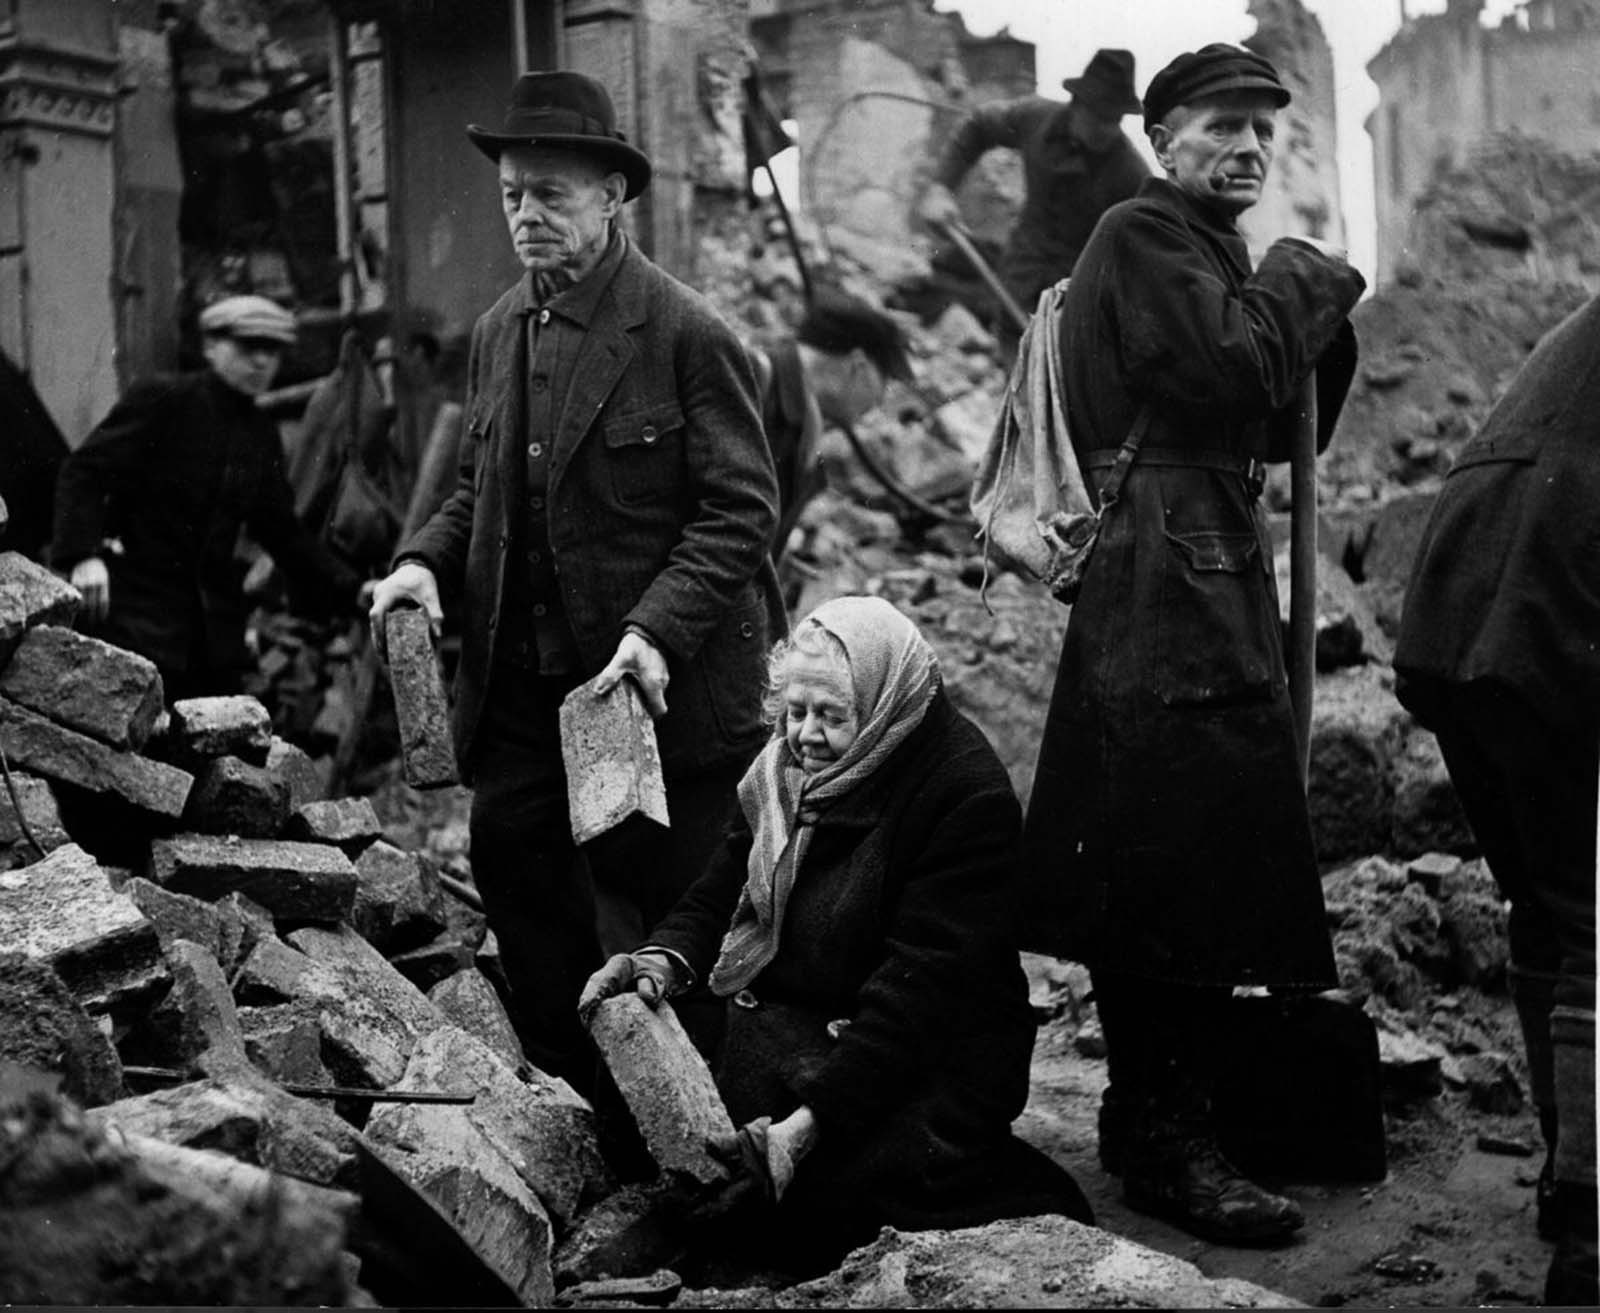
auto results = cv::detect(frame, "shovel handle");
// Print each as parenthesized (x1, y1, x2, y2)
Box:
(1288, 372, 1319, 789)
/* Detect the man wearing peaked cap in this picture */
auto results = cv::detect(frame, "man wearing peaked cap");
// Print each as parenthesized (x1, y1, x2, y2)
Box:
(1019, 42, 1367, 1246)
(53, 295, 362, 701)
(918, 48, 1149, 352)
(369, 70, 784, 1093)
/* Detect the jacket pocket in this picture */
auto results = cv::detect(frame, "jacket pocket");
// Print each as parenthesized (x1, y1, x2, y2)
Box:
(603, 401, 686, 505)
(1154, 529, 1280, 707)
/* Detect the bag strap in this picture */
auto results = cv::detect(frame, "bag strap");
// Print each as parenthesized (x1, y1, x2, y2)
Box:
(1095, 404, 1152, 510)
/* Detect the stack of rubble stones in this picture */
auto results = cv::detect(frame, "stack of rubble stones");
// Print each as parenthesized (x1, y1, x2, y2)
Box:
(0, 548, 632, 1305)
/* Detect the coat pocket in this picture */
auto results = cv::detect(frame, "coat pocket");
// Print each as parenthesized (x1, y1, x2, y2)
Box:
(1154, 529, 1280, 707)
(602, 401, 686, 505)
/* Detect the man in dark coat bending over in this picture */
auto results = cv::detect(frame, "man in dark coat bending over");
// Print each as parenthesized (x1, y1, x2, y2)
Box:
(1020, 44, 1365, 1244)
(367, 71, 784, 1091)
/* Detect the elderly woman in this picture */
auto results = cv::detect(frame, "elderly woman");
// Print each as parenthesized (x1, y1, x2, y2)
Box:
(581, 595, 1091, 1266)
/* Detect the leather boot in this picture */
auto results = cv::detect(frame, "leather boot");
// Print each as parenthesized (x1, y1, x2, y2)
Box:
(1544, 1183, 1598, 1308)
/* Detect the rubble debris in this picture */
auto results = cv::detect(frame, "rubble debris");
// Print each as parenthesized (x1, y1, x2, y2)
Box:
(0, 954, 123, 1106)
(587, 994, 735, 1187)
(1459, 1052, 1524, 1116)
(1406, 851, 1463, 899)
(349, 839, 449, 953)
(267, 735, 326, 810)
(0, 550, 79, 663)
(215, 889, 278, 976)
(286, 796, 384, 853)
(130, 939, 250, 1079)
(147, 834, 358, 922)
(384, 607, 458, 789)
(166, 695, 274, 768)
(0, 770, 70, 869)
(560, 677, 670, 845)
(1377, 1027, 1447, 1102)
(553, 1179, 688, 1288)
(0, 842, 167, 1016)
(388, 935, 477, 992)
(183, 755, 293, 838)
(0, 699, 194, 821)
(0, 626, 164, 750)
(427, 969, 524, 1071)
(123, 876, 227, 962)
(239, 1000, 334, 1089)
(559, 1269, 684, 1308)
(1306, 666, 1409, 863)
(1390, 727, 1474, 858)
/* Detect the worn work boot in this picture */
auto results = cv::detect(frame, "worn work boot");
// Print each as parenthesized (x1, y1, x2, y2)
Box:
(1124, 1133, 1304, 1245)
(1544, 1184, 1598, 1307)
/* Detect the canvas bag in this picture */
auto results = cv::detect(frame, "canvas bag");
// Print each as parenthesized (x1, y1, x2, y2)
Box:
(970, 280, 1145, 605)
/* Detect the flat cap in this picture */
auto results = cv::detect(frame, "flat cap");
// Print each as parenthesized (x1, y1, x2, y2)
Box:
(198, 295, 298, 345)
(797, 286, 913, 382)
(1143, 43, 1290, 133)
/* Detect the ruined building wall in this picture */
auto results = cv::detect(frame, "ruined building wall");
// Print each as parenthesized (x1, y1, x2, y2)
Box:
(1368, 0, 1600, 283)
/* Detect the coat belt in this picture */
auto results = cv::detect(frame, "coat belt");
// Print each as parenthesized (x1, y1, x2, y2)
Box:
(1086, 445, 1266, 495)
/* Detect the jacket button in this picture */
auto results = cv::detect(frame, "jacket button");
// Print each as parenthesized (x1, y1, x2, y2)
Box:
(497, 532, 508, 548)
(733, 989, 761, 1010)
(538, 308, 551, 325)
(739, 621, 754, 638)
(641, 425, 658, 445)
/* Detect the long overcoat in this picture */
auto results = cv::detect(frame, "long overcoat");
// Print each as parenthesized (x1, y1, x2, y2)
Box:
(52, 370, 358, 676)
(1021, 178, 1364, 987)
(648, 690, 1085, 1233)
(401, 235, 784, 779)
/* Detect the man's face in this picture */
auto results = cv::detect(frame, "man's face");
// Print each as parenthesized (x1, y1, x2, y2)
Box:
(498, 145, 624, 276)
(1068, 101, 1123, 154)
(1151, 91, 1278, 216)
(202, 334, 284, 397)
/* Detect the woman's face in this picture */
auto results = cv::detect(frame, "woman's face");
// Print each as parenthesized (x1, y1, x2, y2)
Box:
(783, 648, 858, 775)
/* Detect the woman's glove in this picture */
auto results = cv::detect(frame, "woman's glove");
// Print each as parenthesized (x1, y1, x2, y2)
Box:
(577, 951, 680, 1024)
(705, 1106, 818, 1207)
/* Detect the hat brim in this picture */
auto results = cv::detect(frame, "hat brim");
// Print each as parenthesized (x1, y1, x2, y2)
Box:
(466, 126, 652, 200)
(1061, 78, 1142, 117)
(1162, 73, 1291, 113)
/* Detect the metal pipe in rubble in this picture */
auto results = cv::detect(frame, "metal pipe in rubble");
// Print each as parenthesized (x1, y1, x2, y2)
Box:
(1288, 371, 1319, 789)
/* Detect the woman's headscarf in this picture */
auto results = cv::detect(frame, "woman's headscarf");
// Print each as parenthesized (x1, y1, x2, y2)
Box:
(707, 596, 940, 997)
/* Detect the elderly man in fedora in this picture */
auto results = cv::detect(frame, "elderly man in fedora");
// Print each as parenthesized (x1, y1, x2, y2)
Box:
(918, 48, 1149, 348)
(368, 70, 784, 1091)
(1019, 44, 1364, 1244)
(54, 294, 363, 702)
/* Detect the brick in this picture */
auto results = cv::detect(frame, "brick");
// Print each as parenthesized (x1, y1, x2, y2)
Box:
(266, 736, 325, 810)
(0, 951, 124, 1106)
(147, 835, 358, 922)
(286, 797, 383, 852)
(0, 697, 194, 820)
(0, 842, 168, 1015)
(428, 969, 524, 1071)
(0, 550, 79, 662)
(1405, 850, 1463, 899)
(123, 875, 226, 960)
(133, 938, 249, 1078)
(239, 1001, 333, 1087)
(183, 755, 292, 838)
(167, 695, 273, 766)
(0, 625, 163, 749)
(0, 770, 70, 862)
(385, 607, 458, 788)
(586, 994, 734, 1186)
(351, 840, 448, 953)
(215, 890, 277, 975)
(235, 936, 343, 1007)
(553, 1181, 686, 1288)
(559, 677, 668, 845)
(390, 936, 476, 992)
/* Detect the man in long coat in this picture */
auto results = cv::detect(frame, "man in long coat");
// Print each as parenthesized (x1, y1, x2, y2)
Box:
(367, 71, 783, 1090)
(1394, 294, 1598, 1306)
(1021, 44, 1364, 1244)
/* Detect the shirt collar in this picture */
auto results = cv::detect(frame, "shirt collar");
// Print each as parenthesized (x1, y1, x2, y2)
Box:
(514, 228, 627, 327)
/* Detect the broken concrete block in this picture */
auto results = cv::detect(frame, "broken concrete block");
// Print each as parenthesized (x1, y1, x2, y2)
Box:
(182, 756, 291, 838)
(586, 994, 734, 1186)
(167, 695, 273, 767)
(239, 1001, 334, 1088)
(0, 698, 193, 821)
(0, 770, 70, 866)
(130, 938, 250, 1078)
(0, 550, 79, 662)
(1460, 1051, 1524, 1115)
(427, 970, 524, 1072)
(147, 835, 357, 922)
(390, 936, 476, 992)
(267, 735, 324, 810)
(350, 840, 449, 953)
(560, 677, 669, 845)
(385, 607, 459, 788)
(0, 842, 167, 1015)
(0, 625, 163, 749)
(0, 952, 124, 1106)
(1405, 851, 1463, 899)
(91, 1073, 361, 1189)
(286, 797, 383, 853)
(1377, 1026, 1446, 1102)
(369, 1024, 610, 1231)
(1440, 866, 1511, 989)
(553, 1181, 687, 1287)
(123, 875, 225, 961)
(214, 889, 276, 976)
(1307, 666, 1408, 863)
(235, 936, 344, 1007)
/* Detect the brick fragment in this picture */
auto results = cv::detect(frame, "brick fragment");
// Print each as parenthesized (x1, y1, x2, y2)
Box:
(266, 736, 325, 809)
(147, 835, 357, 922)
(123, 875, 226, 960)
(0, 698, 193, 820)
(428, 969, 523, 1070)
(0, 625, 163, 749)
(215, 890, 277, 975)
(390, 937, 475, 992)
(239, 1001, 333, 1087)
(385, 607, 458, 788)
(167, 695, 273, 766)
(586, 994, 734, 1185)
(0, 550, 79, 662)
(0, 770, 70, 866)
(134, 938, 249, 1077)
(351, 840, 448, 952)
(559, 676, 668, 844)
(183, 755, 292, 838)
(286, 797, 383, 852)
(0, 951, 124, 1105)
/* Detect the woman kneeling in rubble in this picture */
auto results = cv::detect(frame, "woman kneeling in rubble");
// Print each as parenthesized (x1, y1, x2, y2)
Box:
(580, 595, 1092, 1268)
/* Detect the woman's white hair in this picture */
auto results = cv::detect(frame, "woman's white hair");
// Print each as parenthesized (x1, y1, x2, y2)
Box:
(761, 619, 851, 729)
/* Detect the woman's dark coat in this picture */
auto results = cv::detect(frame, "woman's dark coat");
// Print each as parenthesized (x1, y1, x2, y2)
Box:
(52, 370, 358, 677)
(1021, 177, 1365, 988)
(649, 689, 1088, 1240)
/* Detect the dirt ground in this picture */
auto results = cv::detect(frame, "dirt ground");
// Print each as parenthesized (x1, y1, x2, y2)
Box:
(1017, 1001, 1552, 1309)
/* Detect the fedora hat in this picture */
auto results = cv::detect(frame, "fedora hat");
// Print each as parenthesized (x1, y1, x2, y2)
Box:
(1062, 48, 1142, 118)
(467, 70, 652, 200)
